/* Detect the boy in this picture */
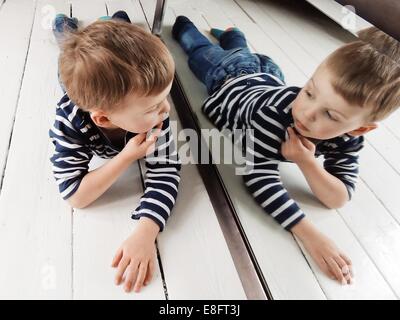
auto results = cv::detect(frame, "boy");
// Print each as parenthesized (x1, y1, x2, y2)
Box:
(49, 11, 181, 293)
(172, 16, 400, 285)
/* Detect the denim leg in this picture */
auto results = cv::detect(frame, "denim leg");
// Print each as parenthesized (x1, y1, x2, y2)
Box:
(219, 29, 248, 50)
(188, 45, 237, 92)
(257, 54, 286, 84)
(173, 16, 266, 94)
(173, 16, 215, 56)
(173, 16, 233, 92)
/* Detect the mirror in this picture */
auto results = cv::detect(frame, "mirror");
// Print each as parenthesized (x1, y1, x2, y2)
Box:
(154, 0, 400, 299)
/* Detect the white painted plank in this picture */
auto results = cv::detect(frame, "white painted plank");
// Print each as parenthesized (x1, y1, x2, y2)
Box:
(73, 158, 166, 300)
(383, 110, 400, 141)
(237, 0, 355, 64)
(69, 0, 165, 299)
(305, 0, 373, 34)
(357, 143, 400, 225)
(366, 126, 400, 175)
(158, 102, 246, 300)
(0, 0, 36, 187)
(138, 0, 155, 29)
(338, 180, 400, 297)
(153, 0, 326, 300)
(138, 0, 248, 299)
(216, 158, 327, 299)
(279, 162, 396, 300)
(69, 0, 106, 26)
(0, 0, 72, 299)
(212, 0, 316, 77)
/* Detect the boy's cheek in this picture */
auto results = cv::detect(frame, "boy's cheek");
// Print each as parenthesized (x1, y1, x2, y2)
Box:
(291, 97, 302, 116)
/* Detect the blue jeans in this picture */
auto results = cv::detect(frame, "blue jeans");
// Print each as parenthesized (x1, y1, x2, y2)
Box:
(172, 16, 285, 94)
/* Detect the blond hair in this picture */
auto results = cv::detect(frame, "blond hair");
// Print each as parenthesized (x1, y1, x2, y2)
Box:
(59, 20, 175, 111)
(325, 27, 400, 121)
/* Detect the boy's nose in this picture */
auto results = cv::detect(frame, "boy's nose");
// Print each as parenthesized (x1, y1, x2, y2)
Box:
(304, 108, 316, 122)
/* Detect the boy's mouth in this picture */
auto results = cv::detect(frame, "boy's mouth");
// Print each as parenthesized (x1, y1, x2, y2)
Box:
(294, 119, 309, 132)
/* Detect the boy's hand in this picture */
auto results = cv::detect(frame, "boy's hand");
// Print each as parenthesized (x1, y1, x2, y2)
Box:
(281, 127, 316, 165)
(111, 217, 160, 293)
(121, 123, 162, 162)
(292, 219, 354, 285)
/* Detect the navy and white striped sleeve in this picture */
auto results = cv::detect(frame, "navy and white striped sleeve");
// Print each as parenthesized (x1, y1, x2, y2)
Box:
(243, 107, 305, 231)
(49, 106, 93, 200)
(323, 136, 364, 200)
(131, 116, 181, 231)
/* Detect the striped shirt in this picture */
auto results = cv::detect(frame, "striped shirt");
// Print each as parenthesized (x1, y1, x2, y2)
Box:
(49, 93, 181, 231)
(203, 73, 363, 230)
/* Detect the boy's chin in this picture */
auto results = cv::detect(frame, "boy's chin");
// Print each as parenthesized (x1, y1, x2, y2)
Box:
(129, 125, 160, 134)
(293, 127, 313, 138)
(294, 128, 322, 140)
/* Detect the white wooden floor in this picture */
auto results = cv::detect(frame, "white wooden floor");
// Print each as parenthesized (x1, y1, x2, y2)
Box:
(159, 0, 400, 299)
(0, 0, 246, 300)
(1, 0, 400, 300)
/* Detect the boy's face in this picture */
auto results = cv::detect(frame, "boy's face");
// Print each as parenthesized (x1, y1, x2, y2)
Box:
(92, 81, 173, 134)
(291, 63, 376, 140)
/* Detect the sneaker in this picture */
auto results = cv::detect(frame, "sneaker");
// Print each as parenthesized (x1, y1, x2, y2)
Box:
(52, 14, 78, 45)
(111, 10, 131, 23)
(172, 15, 192, 40)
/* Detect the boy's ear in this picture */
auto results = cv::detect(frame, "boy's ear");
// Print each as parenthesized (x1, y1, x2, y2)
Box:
(347, 123, 378, 136)
(90, 110, 115, 128)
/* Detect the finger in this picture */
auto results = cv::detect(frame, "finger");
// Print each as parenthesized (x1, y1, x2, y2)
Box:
(300, 136, 315, 150)
(288, 127, 299, 139)
(344, 272, 353, 284)
(148, 128, 162, 141)
(156, 122, 163, 130)
(115, 258, 130, 285)
(287, 127, 294, 140)
(281, 141, 287, 153)
(132, 133, 147, 144)
(333, 255, 349, 285)
(124, 262, 140, 293)
(340, 253, 354, 277)
(342, 263, 353, 284)
(316, 258, 336, 280)
(134, 263, 148, 292)
(144, 259, 155, 286)
(141, 139, 157, 156)
(287, 127, 302, 146)
(285, 128, 289, 141)
(326, 257, 346, 284)
(334, 254, 350, 277)
(111, 248, 123, 268)
(148, 122, 163, 139)
(338, 261, 353, 285)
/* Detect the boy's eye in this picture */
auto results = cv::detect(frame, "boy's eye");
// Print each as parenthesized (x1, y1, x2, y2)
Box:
(326, 111, 338, 121)
(146, 104, 160, 113)
(305, 90, 312, 98)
